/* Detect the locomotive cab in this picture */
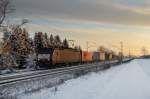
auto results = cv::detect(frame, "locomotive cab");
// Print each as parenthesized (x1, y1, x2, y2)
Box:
(37, 48, 53, 68)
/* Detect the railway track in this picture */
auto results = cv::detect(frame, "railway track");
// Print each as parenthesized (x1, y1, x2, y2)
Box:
(0, 63, 103, 85)
(0, 59, 132, 86)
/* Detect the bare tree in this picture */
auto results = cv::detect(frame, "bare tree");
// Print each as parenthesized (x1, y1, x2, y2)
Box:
(141, 47, 148, 56)
(0, 0, 14, 26)
(98, 46, 105, 52)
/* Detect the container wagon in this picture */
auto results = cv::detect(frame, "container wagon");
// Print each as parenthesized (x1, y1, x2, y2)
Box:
(82, 51, 93, 63)
(92, 52, 100, 62)
(99, 52, 105, 61)
(52, 48, 81, 65)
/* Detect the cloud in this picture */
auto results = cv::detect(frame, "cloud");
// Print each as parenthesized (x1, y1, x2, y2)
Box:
(13, 0, 150, 26)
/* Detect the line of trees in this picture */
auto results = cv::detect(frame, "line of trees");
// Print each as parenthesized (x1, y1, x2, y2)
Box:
(2, 28, 82, 58)
(34, 32, 81, 51)
(34, 32, 69, 51)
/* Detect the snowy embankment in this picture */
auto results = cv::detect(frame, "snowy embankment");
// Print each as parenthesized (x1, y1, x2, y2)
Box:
(18, 59, 150, 99)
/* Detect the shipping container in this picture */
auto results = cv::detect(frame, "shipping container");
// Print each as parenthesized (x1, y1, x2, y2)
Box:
(105, 52, 110, 61)
(109, 53, 113, 60)
(105, 50, 113, 61)
(82, 51, 93, 62)
(92, 52, 100, 62)
(100, 52, 105, 61)
(52, 48, 81, 65)
(112, 54, 118, 60)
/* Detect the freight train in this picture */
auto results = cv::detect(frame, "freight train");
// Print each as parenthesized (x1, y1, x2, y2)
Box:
(37, 48, 120, 68)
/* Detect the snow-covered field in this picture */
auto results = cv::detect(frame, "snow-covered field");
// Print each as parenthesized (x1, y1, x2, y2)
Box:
(17, 59, 150, 99)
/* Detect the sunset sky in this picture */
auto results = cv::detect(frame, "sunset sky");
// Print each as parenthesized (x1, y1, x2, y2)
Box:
(9, 0, 150, 56)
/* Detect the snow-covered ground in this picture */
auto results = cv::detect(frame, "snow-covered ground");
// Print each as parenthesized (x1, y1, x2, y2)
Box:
(17, 59, 150, 99)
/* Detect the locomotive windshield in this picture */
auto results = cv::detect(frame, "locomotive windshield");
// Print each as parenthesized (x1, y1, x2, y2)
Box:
(37, 48, 53, 60)
(38, 54, 50, 60)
